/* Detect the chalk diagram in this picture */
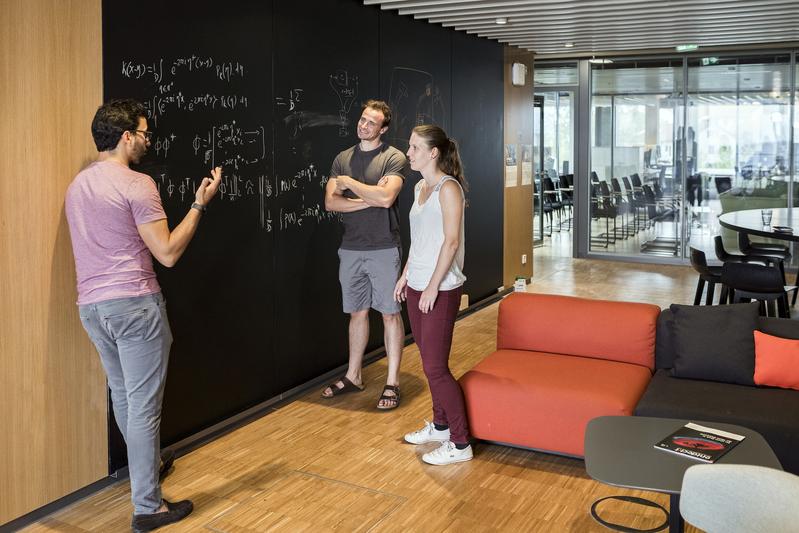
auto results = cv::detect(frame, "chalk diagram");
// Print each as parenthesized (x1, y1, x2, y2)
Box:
(388, 67, 446, 150)
(329, 69, 359, 137)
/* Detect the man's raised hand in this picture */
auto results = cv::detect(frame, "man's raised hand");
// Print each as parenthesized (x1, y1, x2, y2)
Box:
(196, 166, 223, 206)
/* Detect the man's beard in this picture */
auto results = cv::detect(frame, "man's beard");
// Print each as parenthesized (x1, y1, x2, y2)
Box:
(130, 143, 148, 164)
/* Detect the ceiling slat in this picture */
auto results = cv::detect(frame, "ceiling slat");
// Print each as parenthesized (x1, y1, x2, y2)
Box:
(472, 16, 799, 38)
(426, 1, 792, 25)
(458, 5, 798, 32)
(366, 0, 799, 55)
(490, 21, 799, 42)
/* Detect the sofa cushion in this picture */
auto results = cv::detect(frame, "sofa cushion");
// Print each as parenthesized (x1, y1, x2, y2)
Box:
(759, 316, 799, 340)
(461, 349, 653, 457)
(497, 293, 660, 369)
(655, 311, 799, 371)
(669, 302, 759, 385)
(754, 331, 799, 391)
(635, 370, 799, 474)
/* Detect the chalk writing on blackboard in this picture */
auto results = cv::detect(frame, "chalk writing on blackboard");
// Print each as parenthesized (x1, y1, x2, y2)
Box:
(124, 56, 352, 233)
(329, 69, 359, 137)
(388, 67, 446, 149)
(121, 57, 245, 84)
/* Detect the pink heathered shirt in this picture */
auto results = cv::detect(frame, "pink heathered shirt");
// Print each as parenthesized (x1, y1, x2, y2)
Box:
(65, 160, 166, 305)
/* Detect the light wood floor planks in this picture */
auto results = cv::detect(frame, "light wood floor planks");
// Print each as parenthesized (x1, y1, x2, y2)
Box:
(22, 256, 705, 532)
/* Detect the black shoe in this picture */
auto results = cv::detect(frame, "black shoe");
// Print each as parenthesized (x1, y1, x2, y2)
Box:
(131, 499, 193, 532)
(158, 449, 175, 482)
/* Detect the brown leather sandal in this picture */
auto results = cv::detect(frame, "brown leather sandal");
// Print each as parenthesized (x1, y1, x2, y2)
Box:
(376, 384, 400, 410)
(321, 376, 364, 398)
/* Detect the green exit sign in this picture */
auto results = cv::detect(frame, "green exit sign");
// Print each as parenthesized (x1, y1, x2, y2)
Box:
(702, 57, 719, 66)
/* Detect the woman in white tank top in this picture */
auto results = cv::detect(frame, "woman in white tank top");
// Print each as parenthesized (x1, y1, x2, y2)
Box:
(393, 125, 472, 465)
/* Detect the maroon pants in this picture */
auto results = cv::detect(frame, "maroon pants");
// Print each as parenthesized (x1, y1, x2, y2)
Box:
(406, 286, 469, 444)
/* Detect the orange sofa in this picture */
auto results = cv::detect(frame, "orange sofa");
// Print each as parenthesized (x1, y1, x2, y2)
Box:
(460, 293, 660, 457)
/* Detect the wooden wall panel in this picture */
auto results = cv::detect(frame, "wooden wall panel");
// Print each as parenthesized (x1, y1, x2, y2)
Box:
(503, 48, 534, 287)
(0, 0, 107, 524)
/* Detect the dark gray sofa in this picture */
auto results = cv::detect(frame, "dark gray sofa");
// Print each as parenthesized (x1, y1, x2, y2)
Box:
(634, 308, 799, 474)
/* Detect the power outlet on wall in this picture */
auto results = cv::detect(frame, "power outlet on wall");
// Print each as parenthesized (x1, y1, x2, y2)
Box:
(521, 254, 527, 265)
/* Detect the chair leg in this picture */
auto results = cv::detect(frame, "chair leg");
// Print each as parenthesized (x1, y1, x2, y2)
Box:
(766, 299, 776, 317)
(694, 278, 705, 305)
(705, 282, 716, 306)
(794, 271, 799, 307)
(779, 294, 791, 318)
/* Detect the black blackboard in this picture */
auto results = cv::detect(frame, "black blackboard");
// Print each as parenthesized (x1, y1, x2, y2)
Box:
(102, 0, 503, 469)
(103, 0, 276, 455)
(271, 0, 381, 393)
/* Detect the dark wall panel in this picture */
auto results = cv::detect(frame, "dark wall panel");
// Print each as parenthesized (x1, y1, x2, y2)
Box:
(452, 32, 504, 302)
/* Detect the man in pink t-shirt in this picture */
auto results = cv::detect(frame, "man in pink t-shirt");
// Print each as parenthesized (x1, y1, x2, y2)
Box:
(65, 99, 221, 532)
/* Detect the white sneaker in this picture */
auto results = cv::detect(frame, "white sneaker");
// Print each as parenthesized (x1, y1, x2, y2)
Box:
(404, 420, 450, 444)
(422, 441, 473, 465)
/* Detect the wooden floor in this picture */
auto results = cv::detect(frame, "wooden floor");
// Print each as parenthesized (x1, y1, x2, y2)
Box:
(22, 255, 704, 533)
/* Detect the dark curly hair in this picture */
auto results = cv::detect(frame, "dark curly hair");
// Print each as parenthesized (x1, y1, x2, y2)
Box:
(91, 99, 146, 151)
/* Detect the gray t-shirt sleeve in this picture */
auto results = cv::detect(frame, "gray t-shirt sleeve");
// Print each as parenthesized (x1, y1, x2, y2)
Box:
(383, 151, 408, 181)
(330, 153, 343, 178)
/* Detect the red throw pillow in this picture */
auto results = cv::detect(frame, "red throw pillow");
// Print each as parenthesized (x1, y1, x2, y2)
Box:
(753, 331, 799, 390)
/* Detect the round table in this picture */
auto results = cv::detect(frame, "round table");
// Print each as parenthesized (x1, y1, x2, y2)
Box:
(718, 207, 799, 242)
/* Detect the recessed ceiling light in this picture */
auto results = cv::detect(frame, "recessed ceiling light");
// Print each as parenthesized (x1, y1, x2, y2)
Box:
(588, 58, 613, 64)
(495, 17, 508, 24)
(564, 42, 575, 48)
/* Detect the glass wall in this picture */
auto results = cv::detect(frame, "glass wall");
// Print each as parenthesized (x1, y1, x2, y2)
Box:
(795, 59, 799, 208)
(686, 55, 793, 259)
(533, 63, 578, 248)
(589, 59, 684, 255)
(580, 53, 798, 262)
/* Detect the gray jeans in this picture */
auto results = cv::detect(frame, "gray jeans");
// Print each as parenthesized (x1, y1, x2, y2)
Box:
(79, 292, 172, 514)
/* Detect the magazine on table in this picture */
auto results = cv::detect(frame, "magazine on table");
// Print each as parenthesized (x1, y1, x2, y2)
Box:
(654, 422, 745, 463)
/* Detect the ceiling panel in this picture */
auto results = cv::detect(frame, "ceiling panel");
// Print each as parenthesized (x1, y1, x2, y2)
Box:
(365, 0, 799, 55)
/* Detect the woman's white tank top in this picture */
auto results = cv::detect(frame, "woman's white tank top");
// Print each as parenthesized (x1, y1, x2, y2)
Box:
(406, 176, 466, 292)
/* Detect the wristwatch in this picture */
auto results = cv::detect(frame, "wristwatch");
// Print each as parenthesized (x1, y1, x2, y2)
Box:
(191, 202, 207, 213)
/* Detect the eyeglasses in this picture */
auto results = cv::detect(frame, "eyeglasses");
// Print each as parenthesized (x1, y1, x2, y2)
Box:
(131, 129, 153, 141)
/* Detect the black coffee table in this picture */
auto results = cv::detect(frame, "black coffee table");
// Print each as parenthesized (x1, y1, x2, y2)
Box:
(584, 416, 782, 533)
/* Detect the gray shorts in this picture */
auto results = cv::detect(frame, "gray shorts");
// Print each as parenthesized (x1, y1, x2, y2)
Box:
(338, 247, 402, 314)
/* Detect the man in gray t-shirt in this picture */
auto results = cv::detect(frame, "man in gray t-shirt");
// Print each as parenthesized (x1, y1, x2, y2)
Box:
(323, 99, 408, 410)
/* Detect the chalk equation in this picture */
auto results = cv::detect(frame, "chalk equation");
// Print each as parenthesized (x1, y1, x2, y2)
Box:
(119, 55, 347, 233)
(154, 162, 340, 232)
(121, 56, 245, 84)
(191, 121, 266, 170)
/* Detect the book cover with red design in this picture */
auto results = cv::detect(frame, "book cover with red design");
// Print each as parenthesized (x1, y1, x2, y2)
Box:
(654, 422, 745, 463)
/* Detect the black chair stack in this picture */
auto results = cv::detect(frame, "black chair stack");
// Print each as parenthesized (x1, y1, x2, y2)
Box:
(590, 182, 617, 248)
(542, 177, 563, 232)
